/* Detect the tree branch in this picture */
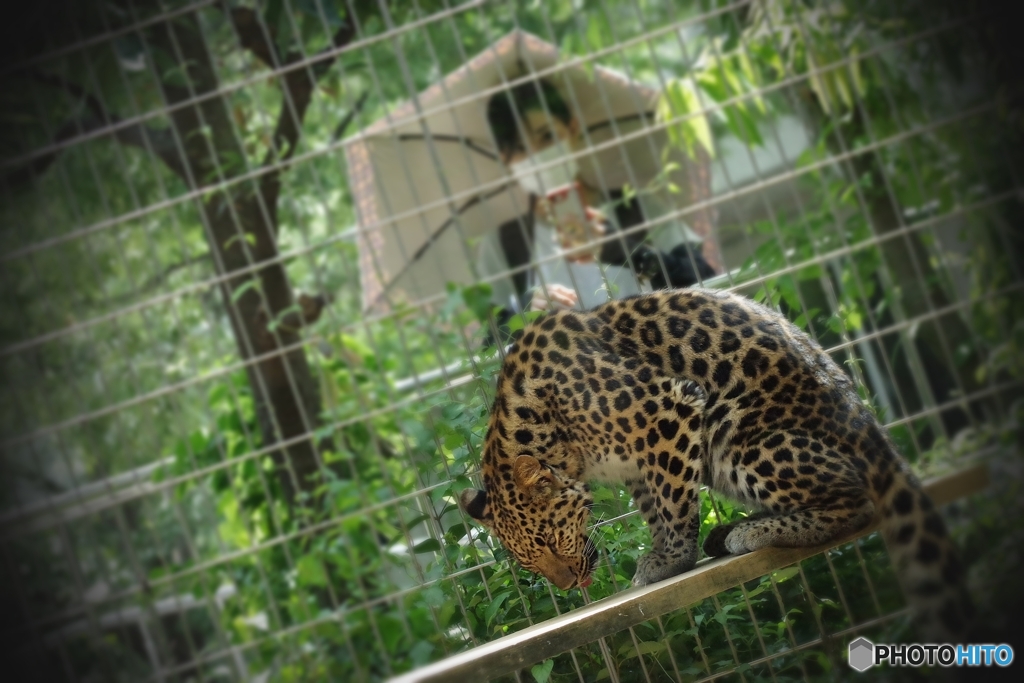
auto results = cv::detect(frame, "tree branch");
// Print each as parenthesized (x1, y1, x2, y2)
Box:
(266, 20, 356, 166)
(227, 6, 280, 69)
(223, 3, 358, 169)
(333, 89, 370, 142)
(253, 18, 357, 211)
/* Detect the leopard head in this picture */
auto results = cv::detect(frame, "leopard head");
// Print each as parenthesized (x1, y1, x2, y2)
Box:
(459, 455, 598, 589)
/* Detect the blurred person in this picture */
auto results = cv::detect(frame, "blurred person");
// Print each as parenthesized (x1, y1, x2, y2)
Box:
(478, 78, 715, 338)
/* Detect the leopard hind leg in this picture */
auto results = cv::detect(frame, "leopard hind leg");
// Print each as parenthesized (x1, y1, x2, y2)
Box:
(702, 499, 875, 557)
(702, 509, 772, 558)
(703, 434, 875, 557)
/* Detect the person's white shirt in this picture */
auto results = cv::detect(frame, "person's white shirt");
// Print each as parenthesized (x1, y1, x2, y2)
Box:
(477, 191, 701, 312)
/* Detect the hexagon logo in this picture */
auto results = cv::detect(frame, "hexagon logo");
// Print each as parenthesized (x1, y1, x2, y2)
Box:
(848, 637, 875, 672)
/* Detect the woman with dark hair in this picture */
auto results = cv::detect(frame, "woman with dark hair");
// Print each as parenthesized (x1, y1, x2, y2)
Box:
(478, 78, 715, 330)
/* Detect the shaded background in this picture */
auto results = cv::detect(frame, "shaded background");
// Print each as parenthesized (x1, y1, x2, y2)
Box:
(1, 1, 1022, 681)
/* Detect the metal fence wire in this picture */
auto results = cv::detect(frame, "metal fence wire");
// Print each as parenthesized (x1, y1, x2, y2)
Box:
(0, 1, 1022, 682)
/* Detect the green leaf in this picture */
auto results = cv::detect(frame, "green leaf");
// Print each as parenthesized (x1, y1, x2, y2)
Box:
(658, 78, 714, 160)
(485, 590, 513, 625)
(722, 105, 764, 147)
(231, 278, 261, 303)
(223, 232, 256, 251)
(531, 659, 554, 683)
(620, 641, 666, 659)
(844, 306, 863, 331)
(378, 615, 404, 653)
(792, 307, 821, 331)
(849, 45, 866, 98)
(421, 586, 446, 608)
(586, 13, 611, 51)
(772, 566, 799, 583)
(296, 555, 328, 587)
(411, 538, 441, 554)
(339, 333, 374, 362)
(777, 275, 801, 312)
(621, 183, 636, 206)
(507, 310, 543, 333)
(268, 304, 301, 333)
(461, 282, 494, 323)
(738, 50, 767, 113)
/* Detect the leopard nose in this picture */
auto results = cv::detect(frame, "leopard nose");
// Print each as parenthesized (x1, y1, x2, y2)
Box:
(547, 565, 578, 590)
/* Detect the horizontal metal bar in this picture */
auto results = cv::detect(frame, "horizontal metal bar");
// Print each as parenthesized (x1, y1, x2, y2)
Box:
(693, 608, 911, 683)
(883, 380, 1024, 429)
(7, 434, 1006, 640)
(1, 305, 1016, 550)
(390, 279, 1024, 400)
(0, 102, 1002, 367)
(4, 474, 448, 633)
(43, 583, 236, 647)
(387, 463, 989, 683)
(0, 456, 174, 527)
(0, 0, 220, 78)
(0, 12, 969, 271)
(0, 0, 493, 171)
(34, 458, 983, 679)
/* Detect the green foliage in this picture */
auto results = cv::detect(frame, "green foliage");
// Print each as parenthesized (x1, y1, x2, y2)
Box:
(658, 77, 715, 160)
(2, 0, 1021, 681)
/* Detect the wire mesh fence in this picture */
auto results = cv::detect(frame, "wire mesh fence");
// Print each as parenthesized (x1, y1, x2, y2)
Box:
(0, 1, 1021, 682)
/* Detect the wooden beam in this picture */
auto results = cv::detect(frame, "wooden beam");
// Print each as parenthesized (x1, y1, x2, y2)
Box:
(389, 463, 989, 683)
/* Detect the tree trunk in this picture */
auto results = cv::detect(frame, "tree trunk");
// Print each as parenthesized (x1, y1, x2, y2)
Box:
(150, 13, 326, 501)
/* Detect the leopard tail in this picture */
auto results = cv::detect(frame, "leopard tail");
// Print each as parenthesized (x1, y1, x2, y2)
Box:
(874, 453, 974, 643)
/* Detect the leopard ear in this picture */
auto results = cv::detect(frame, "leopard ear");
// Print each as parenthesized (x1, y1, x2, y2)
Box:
(459, 488, 493, 526)
(513, 455, 556, 498)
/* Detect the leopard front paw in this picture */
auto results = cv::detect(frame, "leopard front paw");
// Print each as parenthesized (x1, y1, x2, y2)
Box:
(631, 550, 696, 587)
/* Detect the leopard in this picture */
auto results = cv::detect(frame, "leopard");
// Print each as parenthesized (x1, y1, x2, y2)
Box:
(459, 287, 973, 642)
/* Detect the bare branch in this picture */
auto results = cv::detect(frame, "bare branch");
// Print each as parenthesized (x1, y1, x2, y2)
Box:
(333, 89, 370, 141)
